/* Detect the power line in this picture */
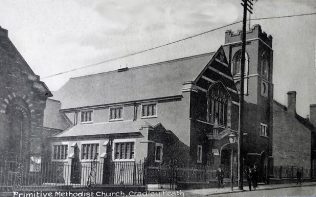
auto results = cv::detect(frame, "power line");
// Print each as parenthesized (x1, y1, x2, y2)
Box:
(43, 12, 316, 79)
(251, 12, 316, 21)
(43, 20, 242, 79)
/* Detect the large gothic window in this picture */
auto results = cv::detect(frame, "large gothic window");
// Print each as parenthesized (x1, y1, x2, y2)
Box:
(261, 51, 270, 80)
(207, 83, 230, 126)
(232, 50, 249, 94)
(232, 50, 248, 76)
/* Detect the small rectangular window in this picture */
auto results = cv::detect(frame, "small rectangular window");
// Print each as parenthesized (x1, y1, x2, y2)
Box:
(110, 107, 123, 120)
(197, 145, 203, 163)
(155, 143, 163, 162)
(81, 111, 93, 123)
(141, 103, 157, 117)
(260, 123, 268, 137)
(53, 145, 68, 160)
(81, 143, 99, 160)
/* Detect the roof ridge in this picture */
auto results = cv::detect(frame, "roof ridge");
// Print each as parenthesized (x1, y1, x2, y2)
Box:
(273, 99, 287, 111)
(70, 52, 215, 80)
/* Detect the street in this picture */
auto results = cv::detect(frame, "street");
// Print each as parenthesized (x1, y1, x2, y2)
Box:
(211, 185, 316, 197)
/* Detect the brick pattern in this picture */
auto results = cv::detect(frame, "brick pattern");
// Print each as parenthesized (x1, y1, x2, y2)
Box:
(0, 27, 50, 161)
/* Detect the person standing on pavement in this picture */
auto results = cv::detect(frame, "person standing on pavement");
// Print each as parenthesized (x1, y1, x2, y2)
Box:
(251, 165, 258, 190)
(296, 169, 302, 185)
(245, 166, 252, 191)
(216, 167, 224, 188)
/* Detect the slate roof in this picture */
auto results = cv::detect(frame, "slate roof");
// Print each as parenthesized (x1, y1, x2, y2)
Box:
(54, 120, 144, 138)
(53, 52, 215, 109)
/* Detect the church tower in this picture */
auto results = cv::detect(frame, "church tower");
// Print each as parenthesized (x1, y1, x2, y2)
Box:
(223, 24, 273, 180)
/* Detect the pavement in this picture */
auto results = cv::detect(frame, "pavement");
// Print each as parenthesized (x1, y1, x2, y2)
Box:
(183, 181, 316, 196)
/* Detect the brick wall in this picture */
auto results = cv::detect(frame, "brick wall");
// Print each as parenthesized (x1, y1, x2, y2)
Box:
(273, 101, 311, 170)
(0, 27, 50, 162)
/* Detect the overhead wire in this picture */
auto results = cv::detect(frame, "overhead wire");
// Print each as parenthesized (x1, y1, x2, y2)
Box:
(43, 12, 316, 79)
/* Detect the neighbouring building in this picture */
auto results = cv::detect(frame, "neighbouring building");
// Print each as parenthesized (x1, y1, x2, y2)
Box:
(0, 26, 51, 173)
(310, 104, 316, 178)
(45, 24, 273, 185)
(273, 91, 316, 178)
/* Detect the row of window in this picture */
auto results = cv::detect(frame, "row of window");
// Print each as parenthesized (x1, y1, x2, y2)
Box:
(52, 142, 164, 162)
(79, 103, 157, 123)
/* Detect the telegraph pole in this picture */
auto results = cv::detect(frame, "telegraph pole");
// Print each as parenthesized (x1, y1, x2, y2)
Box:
(238, 0, 254, 190)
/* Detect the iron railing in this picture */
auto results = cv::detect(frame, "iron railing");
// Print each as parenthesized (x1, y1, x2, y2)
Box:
(0, 160, 144, 192)
(271, 166, 311, 179)
(145, 164, 218, 185)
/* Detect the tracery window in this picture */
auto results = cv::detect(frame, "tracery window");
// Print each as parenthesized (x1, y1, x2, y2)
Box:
(207, 83, 229, 126)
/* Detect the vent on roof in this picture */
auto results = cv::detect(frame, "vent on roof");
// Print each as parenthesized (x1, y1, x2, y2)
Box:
(118, 67, 129, 72)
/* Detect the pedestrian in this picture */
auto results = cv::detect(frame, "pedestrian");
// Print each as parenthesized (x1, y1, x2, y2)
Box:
(251, 165, 258, 190)
(216, 167, 224, 188)
(296, 169, 302, 185)
(245, 166, 252, 191)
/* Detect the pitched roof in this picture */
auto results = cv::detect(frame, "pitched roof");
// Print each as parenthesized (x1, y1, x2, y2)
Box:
(273, 100, 315, 132)
(195, 47, 239, 102)
(53, 120, 145, 138)
(53, 52, 215, 109)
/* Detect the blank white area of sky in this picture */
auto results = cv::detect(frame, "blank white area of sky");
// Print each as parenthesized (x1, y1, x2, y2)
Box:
(0, 0, 315, 117)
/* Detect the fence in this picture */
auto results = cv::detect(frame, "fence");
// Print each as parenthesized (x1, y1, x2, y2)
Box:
(271, 166, 311, 179)
(0, 160, 144, 192)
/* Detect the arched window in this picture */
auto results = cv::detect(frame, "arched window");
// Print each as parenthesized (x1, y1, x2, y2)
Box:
(232, 50, 249, 94)
(232, 50, 249, 77)
(261, 51, 269, 79)
(207, 83, 230, 126)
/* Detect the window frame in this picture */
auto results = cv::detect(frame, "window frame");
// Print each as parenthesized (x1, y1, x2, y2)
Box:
(197, 145, 203, 163)
(260, 123, 268, 137)
(154, 143, 163, 163)
(80, 110, 93, 123)
(112, 139, 136, 162)
(109, 106, 123, 121)
(80, 143, 100, 161)
(141, 102, 157, 118)
(52, 143, 69, 161)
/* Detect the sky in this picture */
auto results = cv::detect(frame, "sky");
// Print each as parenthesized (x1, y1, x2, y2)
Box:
(0, 0, 315, 117)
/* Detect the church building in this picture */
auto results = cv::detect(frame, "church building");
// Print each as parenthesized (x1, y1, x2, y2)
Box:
(0, 26, 52, 173)
(46, 24, 274, 185)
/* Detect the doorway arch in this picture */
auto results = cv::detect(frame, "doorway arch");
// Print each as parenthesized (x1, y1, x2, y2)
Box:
(4, 98, 31, 162)
(220, 143, 237, 178)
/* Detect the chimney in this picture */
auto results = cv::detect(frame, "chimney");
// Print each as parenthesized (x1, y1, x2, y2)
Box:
(310, 104, 316, 126)
(287, 91, 296, 114)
